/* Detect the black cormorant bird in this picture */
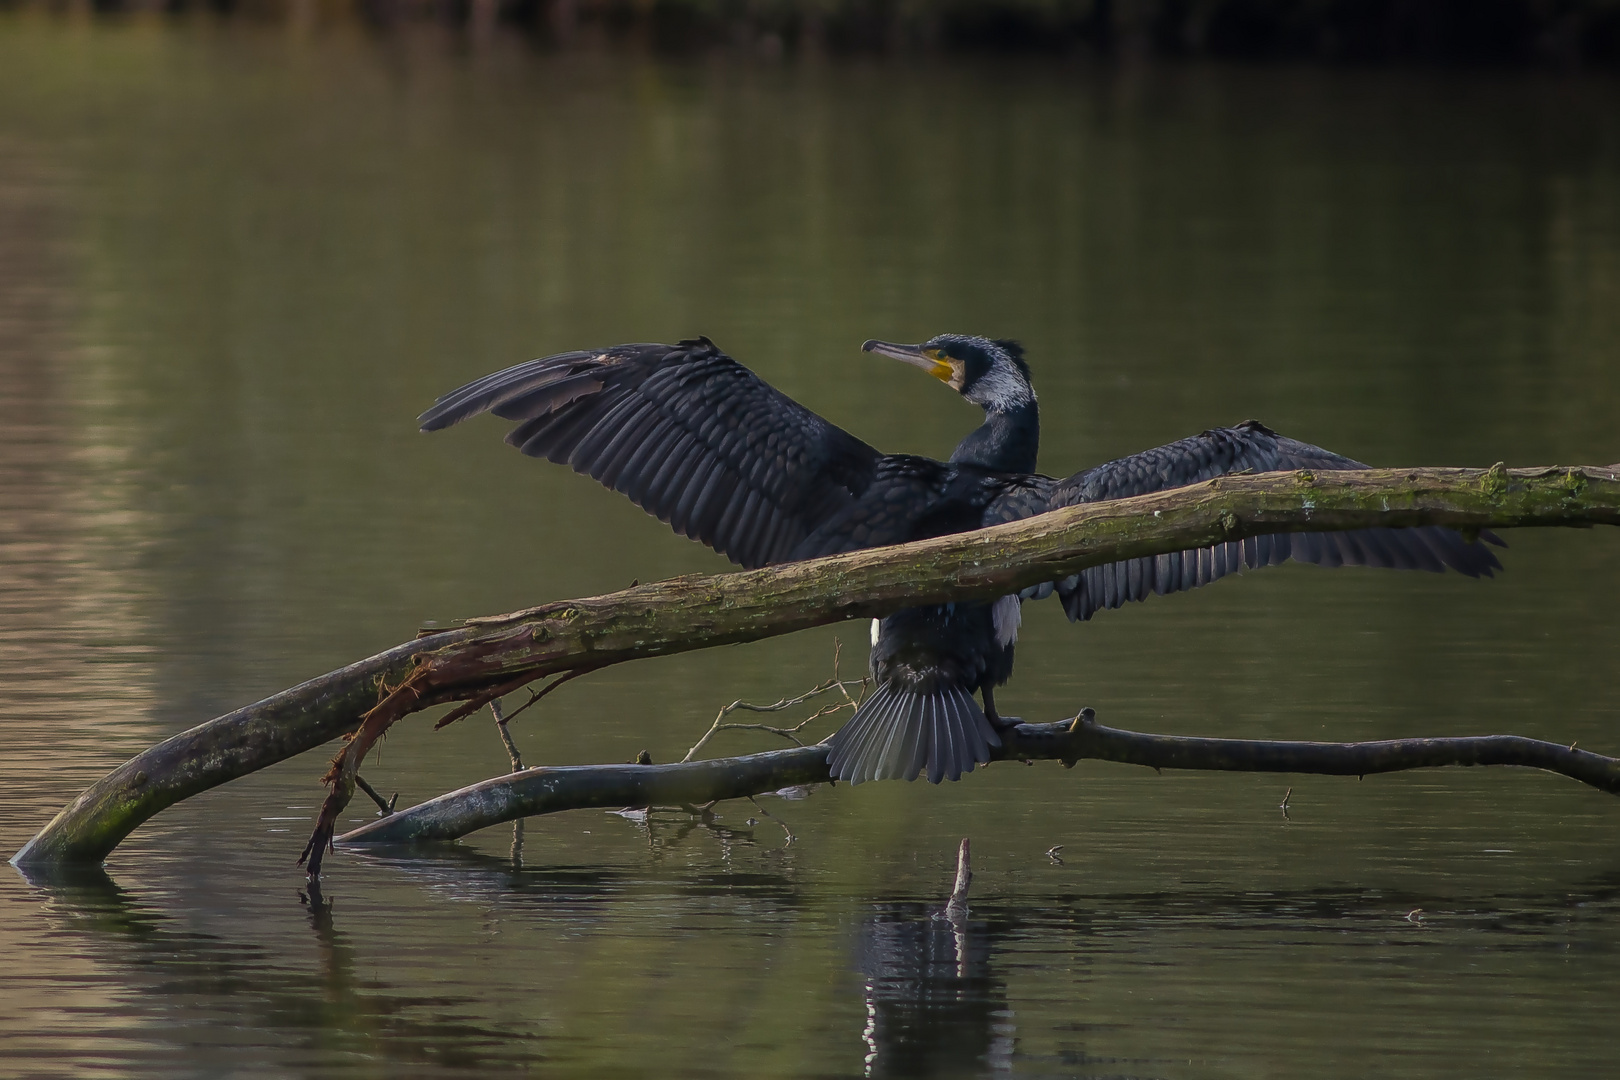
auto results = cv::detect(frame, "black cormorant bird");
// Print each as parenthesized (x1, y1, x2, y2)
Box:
(419, 335, 1502, 786)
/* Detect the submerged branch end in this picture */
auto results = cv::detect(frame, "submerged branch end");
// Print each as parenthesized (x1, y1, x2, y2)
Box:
(944, 838, 972, 921)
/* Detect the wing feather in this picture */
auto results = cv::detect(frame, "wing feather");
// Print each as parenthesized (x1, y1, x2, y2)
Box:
(642, 431, 698, 506)
(978, 420, 1506, 622)
(588, 400, 660, 488)
(616, 420, 680, 505)
(663, 444, 711, 535)
(688, 469, 736, 547)
(419, 338, 882, 569)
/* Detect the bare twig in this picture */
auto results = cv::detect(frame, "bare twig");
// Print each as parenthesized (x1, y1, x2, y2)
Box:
(831, 640, 868, 710)
(491, 699, 523, 772)
(436, 667, 596, 732)
(354, 775, 397, 816)
(428, 672, 539, 732)
(680, 642, 866, 763)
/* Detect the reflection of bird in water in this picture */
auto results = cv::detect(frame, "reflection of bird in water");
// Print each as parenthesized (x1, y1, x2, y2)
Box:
(420, 335, 1503, 785)
(855, 904, 1009, 1077)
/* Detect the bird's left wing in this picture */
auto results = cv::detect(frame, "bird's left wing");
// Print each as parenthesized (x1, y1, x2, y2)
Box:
(419, 338, 884, 569)
(986, 421, 1504, 621)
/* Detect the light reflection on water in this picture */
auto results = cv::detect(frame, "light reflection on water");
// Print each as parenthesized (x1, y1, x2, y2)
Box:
(11, 824, 1620, 1077)
(2, 17, 1619, 1078)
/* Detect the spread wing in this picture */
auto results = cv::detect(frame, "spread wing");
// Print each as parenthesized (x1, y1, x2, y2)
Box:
(419, 338, 883, 570)
(990, 420, 1504, 621)
(790, 458, 1025, 561)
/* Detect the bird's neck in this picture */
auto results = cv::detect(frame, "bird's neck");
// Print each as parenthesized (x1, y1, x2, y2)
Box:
(949, 401, 1040, 474)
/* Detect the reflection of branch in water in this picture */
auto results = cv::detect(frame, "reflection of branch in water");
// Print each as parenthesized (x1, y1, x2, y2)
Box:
(605, 746, 805, 854)
(299, 878, 333, 932)
(18, 866, 548, 1071)
(856, 841, 1012, 1077)
(747, 796, 795, 845)
(298, 878, 351, 1002)
(637, 807, 764, 862)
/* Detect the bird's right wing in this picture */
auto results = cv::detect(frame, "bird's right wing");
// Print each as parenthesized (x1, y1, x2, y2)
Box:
(991, 420, 1504, 621)
(419, 338, 883, 569)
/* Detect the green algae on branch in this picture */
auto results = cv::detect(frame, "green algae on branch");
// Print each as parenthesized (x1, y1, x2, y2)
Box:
(1483, 461, 1512, 499)
(11, 463, 1620, 871)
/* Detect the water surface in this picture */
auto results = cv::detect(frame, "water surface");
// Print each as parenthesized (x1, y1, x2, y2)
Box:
(2, 19, 1619, 1077)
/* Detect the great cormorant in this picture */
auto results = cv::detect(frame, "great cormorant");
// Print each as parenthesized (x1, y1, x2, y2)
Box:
(419, 335, 1502, 786)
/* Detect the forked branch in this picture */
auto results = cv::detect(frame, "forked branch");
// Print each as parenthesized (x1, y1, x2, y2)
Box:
(680, 640, 867, 762)
(11, 463, 1619, 871)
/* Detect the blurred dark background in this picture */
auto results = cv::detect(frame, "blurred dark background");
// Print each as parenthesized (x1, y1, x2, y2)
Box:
(7, 0, 1620, 66)
(2, 0, 1619, 1072)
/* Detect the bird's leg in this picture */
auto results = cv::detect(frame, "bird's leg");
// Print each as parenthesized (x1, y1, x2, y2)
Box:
(981, 685, 1021, 730)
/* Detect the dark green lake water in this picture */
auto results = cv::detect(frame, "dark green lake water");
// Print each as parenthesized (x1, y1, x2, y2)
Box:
(2, 17, 1619, 1077)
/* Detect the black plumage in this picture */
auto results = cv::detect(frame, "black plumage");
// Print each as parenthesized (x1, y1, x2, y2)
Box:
(991, 420, 1504, 622)
(420, 334, 1503, 787)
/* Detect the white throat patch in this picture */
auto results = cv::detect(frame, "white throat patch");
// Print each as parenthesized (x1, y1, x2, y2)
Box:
(968, 362, 1036, 412)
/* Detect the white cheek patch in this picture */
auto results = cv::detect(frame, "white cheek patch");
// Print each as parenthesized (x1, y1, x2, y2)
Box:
(871, 618, 881, 647)
(992, 594, 1022, 647)
(969, 362, 1036, 411)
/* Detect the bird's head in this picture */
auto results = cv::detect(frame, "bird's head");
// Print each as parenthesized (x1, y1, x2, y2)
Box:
(862, 334, 1034, 412)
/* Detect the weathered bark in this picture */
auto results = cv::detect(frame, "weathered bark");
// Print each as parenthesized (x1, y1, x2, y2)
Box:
(8, 640, 439, 869)
(11, 463, 1619, 870)
(335, 710, 1620, 847)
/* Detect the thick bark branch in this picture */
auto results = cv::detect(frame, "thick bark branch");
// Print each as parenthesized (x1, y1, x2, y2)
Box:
(335, 710, 1620, 846)
(12, 463, 1619, 869)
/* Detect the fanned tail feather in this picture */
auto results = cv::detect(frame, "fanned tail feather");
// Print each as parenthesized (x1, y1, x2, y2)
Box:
(825, 683, 1001, 784)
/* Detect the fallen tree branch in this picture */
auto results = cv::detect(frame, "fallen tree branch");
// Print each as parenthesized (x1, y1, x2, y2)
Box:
(333, 709, 1620, 846)
(11, 463, 1619, 870)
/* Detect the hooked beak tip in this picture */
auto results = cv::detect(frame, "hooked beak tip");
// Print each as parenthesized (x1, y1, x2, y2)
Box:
(862, 339, 926, 360)
(862, 338, 953, 383)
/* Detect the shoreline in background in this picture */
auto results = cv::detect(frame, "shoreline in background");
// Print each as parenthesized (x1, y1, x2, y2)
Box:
(4, 0, 1620, 68)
